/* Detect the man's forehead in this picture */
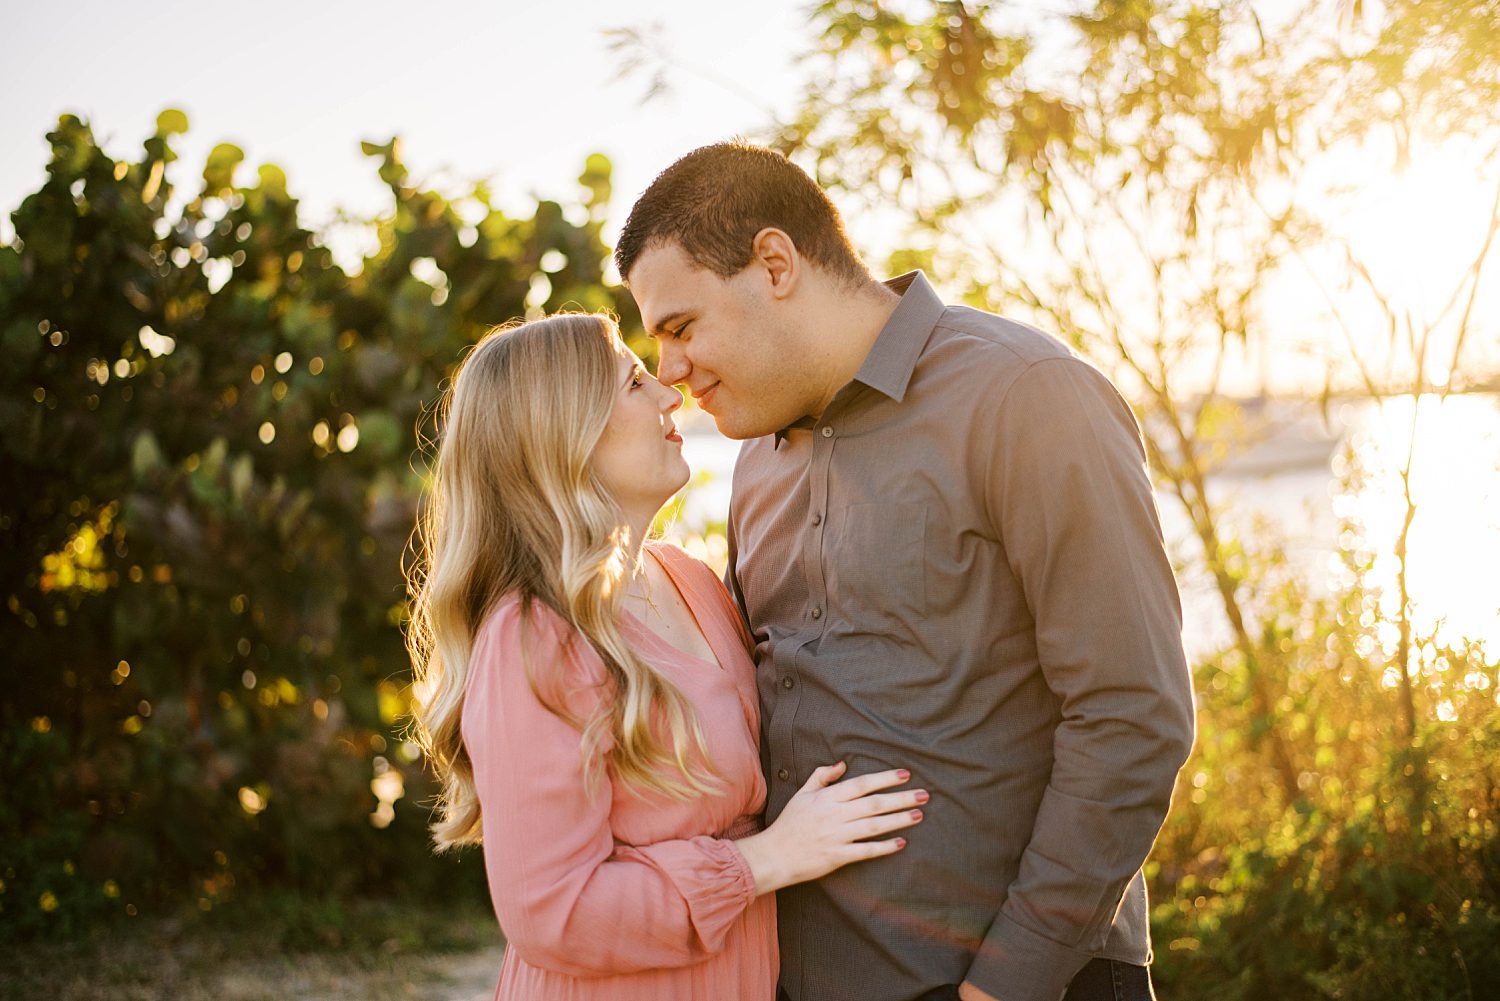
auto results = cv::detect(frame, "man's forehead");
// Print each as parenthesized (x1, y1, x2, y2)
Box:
(631, 240, 726, 292)
(631, 245, 714, 335)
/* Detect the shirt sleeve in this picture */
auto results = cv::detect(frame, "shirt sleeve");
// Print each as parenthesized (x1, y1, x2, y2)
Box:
(966, 357, 1197, 1001)
(462, 599, 759, 977)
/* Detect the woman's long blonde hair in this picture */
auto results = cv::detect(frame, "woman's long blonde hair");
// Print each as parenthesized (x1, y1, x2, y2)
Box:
(404, 313, 720, 850)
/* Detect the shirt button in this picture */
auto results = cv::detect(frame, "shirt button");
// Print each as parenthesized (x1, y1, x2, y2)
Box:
(811, 512, 822, 526)
(781, 676, 794, 690)
(777, 768, 791, 782)
(821, 426, 834, 438)
(811, 607, 823, 620)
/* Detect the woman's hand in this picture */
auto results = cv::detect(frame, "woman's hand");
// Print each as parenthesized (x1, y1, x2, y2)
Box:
(733, 761, 927, 896)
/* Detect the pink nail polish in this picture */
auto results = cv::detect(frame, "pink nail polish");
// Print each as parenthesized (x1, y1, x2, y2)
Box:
(914, 790, 930, 804)
(896, 769, 911, 781)
(911, 809, 924, 821)
(895, 838, 907, 849)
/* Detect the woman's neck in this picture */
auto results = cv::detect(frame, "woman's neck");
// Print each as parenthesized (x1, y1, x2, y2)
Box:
(620, 507, 655, 590)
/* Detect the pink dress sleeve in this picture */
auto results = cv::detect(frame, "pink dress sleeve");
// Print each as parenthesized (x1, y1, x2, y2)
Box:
(461, 597, 758, 977)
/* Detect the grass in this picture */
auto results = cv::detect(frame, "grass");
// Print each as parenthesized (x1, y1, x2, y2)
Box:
(0, 895, 505, 1001)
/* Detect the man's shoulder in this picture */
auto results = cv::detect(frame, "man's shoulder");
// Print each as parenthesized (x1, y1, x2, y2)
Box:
(929, 304, 1079, 370)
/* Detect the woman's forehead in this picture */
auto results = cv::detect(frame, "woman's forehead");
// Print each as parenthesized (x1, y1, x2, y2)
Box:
(613, 341, 644, 368)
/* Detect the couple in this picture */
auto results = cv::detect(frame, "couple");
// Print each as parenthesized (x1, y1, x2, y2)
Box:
(406, 142, 1197, 1001)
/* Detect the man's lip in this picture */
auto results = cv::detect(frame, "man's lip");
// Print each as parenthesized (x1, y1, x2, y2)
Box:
(693, 382, 720, 408)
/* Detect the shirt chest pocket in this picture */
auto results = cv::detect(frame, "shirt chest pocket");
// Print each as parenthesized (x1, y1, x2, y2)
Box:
(828, 502, 928, 631)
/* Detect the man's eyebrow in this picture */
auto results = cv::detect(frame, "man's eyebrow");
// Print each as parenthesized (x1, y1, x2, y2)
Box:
(645, 309, 690, 338)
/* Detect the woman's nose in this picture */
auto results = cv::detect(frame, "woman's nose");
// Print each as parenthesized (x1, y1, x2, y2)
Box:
(660, 380, 684, 414)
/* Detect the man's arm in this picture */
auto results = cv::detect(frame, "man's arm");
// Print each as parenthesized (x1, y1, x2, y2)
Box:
(964, 357, 1197, 1001)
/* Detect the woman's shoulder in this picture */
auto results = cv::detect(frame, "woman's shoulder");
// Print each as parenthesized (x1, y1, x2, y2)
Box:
(471, 593, 606, 689)
(476, 591, 568, 645)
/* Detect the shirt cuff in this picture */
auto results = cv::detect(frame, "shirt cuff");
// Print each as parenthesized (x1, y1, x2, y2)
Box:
(966, 912, 1093, 1001)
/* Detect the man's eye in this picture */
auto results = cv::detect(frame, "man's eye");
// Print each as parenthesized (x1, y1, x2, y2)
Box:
(671, 321, 691, 339)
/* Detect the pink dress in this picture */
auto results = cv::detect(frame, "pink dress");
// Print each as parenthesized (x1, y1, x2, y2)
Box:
(462, 541, 777, 1001)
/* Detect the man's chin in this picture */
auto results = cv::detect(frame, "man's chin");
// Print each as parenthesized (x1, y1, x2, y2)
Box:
(711, 412, 777, 441)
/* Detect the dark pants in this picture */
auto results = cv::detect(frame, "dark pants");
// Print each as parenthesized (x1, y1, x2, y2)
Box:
(776, 958, 1157, 1001)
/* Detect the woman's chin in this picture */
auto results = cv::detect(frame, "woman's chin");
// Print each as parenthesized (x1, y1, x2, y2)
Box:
(669, 463, 692, 496)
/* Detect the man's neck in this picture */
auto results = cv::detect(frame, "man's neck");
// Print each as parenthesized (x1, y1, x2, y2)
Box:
(807, 279, 903, 420)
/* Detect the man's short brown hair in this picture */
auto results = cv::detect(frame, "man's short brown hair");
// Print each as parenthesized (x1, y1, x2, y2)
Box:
(615, 140, 869, 286)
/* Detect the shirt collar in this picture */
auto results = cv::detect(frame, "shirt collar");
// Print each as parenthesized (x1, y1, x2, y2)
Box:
(772, 270, 945, 449)
(853, 270, 945, 403)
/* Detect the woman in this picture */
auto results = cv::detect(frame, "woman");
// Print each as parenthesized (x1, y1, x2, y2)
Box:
(404, 313, 927, 1000)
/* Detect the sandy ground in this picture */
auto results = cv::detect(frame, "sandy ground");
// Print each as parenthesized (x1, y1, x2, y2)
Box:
(3, 943, 505, 1001)
(204, 946, 505, 1001)
(1, 904, 507, 1001)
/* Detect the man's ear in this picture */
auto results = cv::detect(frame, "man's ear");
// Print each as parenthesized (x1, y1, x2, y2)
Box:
(750, 228, 798, 301)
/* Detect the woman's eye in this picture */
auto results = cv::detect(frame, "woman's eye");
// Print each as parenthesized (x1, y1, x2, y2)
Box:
(630, 371, 644, 388)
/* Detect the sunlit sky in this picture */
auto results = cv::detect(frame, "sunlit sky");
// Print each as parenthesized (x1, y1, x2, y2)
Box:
(4, 1, 1497, 396)
(2, 0, 810, 256)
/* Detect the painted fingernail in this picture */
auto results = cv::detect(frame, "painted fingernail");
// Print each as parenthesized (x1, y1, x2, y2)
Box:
(895, 838, 908, 849)
(910, 809, 924, 821)
(914, 790, 930, 804)
(896, 769, 911, 781)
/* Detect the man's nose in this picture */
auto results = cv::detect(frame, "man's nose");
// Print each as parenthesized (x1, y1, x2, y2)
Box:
(656, 341, 690, 387)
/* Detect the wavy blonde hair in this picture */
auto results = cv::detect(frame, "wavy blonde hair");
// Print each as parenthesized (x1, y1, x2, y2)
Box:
(403, 313, 720, 850)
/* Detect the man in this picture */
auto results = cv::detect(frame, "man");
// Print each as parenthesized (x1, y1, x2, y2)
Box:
(616, 141, 1196, 1001)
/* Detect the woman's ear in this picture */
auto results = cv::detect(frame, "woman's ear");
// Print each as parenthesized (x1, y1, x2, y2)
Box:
(750, 227, 799, 301)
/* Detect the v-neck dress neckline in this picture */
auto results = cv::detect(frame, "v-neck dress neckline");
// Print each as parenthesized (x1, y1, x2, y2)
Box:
(620, 542, 725, 673)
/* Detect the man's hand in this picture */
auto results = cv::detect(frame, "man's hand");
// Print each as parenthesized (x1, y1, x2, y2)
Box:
(958, 981, 1001, 1001)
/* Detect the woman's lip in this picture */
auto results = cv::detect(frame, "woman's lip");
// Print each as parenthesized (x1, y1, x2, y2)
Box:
(666, 428, 683, 443)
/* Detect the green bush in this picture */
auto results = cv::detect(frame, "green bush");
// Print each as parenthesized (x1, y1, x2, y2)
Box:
(1148, 520, 1500, 1001)
(0, 110, 638, 937)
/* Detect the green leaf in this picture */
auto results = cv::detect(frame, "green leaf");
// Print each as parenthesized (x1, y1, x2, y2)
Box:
(131, 430, 166, 478)
(202, 436, 228, 478)
(155, 108, 190, 137)
(257, 164, 289, 195)
(230, 454, 254, 504)
(203, 143, 246, 194)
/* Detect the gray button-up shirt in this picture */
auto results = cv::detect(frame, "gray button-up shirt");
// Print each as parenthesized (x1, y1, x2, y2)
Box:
(725, 271, 1197, 1001)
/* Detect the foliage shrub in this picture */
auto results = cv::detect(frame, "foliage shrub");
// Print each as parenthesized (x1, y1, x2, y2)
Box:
(0, 110, 635, 937)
